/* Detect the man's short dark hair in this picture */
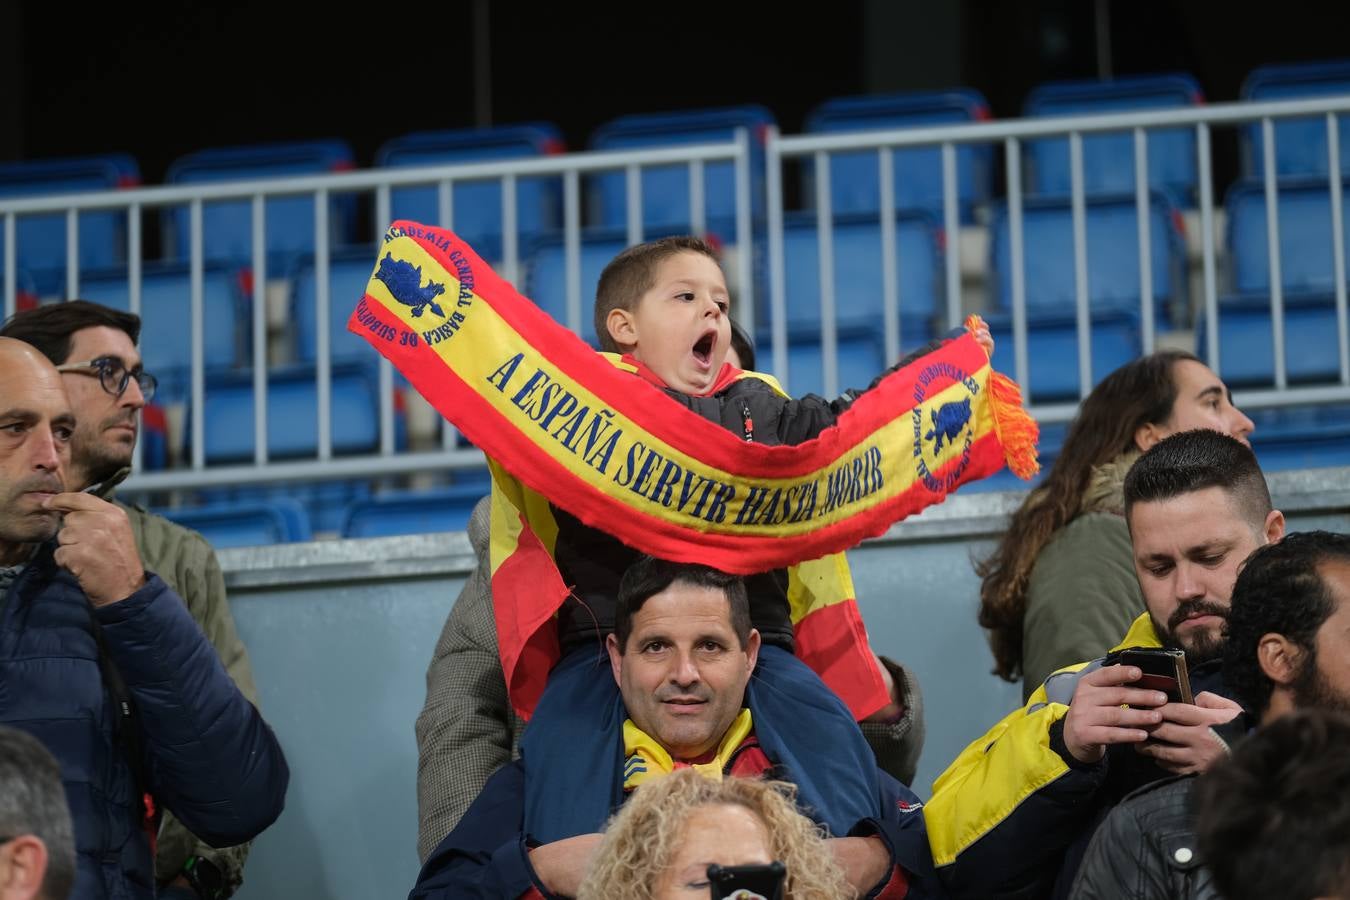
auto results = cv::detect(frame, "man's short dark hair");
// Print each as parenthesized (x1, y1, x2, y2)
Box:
(0, 725, 76, 900)
(1197, 709, 1350, 900)
(0, 300, 142, 366)
(1223, 531, 1350, 716)
(614, 556, 750, 652)
(1123, 430, 1271, 530)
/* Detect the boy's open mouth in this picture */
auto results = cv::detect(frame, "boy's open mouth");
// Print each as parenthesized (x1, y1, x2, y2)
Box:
(691, 330, 716, 368)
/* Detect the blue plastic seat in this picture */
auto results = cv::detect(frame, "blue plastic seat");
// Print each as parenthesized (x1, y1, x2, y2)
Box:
(1226, 178, 1350, 296)
(193, 364, 383, 464)
(195, 480, 373, 536)
(1241, 60, 1350, 177)
(377, 124, 563, 262)
(777, 329, 888, 400)
(163, 140, 359, 266)
(781, 211, 942, 334)
(292, 249, 382, 367)
(588, 106, 774, 237)
(1197, 296, 1347, 387)
(803, 90, 993, 222)
(340, 484, 487, 538)
(985, 310, 1142, 403)
(0, 154, 139, 291)
(155, 499, 313, 548)
(79, 264, 245, 400)
(524, 232, 628, 338)
(1247, 403, 1350, 471)
(990, 192, 1185, 324)
(1024, 74, 1203, 200)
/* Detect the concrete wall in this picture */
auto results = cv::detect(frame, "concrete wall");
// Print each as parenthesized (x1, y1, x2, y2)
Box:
(225, 467, 1350, 900)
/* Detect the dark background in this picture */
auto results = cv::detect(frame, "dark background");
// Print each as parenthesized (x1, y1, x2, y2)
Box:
(2, 0, 1344, 181)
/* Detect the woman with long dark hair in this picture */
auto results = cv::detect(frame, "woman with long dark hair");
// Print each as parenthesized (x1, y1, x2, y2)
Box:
(977, 350, 1255, 698)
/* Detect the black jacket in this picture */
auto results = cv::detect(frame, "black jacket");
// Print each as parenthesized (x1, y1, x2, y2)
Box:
(554, 340, 943, 653)
(1069, 776, 1218, 900)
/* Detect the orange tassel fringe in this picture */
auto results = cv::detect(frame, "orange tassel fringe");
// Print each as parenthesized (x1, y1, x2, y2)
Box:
(965, 314, 1041, 480)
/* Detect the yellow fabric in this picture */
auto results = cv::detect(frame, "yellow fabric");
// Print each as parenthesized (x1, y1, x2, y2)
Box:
(924, 613, 1162, 866)
(487, 358, 878, 715)
(622, 709, 754, 791)
(364, 235, 997, 539)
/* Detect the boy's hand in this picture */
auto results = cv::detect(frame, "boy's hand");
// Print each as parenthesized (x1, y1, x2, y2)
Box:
(973, 325, 994, 359)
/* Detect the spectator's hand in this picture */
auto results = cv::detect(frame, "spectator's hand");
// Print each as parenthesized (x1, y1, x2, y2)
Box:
(862, 652, 905, 724)
(529, 832, 603, 897)
(1134, 691, 1243, 775)
(44, 492, 146, 607)
(828, 836, 893, 897)
(1061, 665, 1168, 765)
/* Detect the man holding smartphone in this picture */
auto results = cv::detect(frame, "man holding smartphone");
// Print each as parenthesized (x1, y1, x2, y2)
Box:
(1072, 530, 1350, 899)
(925, 430, 1280, 899)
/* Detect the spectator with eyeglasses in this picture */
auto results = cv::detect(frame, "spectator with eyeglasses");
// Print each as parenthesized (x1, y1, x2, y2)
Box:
(0, 301, 269, 900)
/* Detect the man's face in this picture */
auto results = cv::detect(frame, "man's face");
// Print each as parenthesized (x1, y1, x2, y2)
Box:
(0, 349, 72, 548)
(1155, 360, 1256, 448)
(607, 581, 759, 761)
(1130, 486, 1281, 664)
(608, 252, 732, 396)
(58, 326, 145, 489)
(1292, 560, 1350, 713)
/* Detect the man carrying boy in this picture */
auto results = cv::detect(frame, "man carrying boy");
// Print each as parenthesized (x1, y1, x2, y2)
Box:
(516, 236, 991, 845)
(411, 557, 934, 899)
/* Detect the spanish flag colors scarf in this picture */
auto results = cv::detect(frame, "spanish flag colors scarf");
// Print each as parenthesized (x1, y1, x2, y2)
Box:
(623, 710, 756, 792)
(348, 221, 1039, 720)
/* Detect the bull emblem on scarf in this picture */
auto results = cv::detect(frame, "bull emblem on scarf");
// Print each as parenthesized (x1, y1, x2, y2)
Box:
(375, 253, 447, 318)
(925, 397, 972, 453)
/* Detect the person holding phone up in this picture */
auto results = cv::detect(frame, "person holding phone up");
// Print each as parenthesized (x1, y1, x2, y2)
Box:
(576, 769, 842, 900)
(923, 431, 1280, 900)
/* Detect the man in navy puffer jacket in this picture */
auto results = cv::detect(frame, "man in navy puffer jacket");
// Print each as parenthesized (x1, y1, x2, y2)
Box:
(0, 338, 288, 899)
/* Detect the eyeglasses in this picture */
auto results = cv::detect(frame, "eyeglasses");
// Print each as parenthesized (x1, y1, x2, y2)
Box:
(56, 356, 158, 402)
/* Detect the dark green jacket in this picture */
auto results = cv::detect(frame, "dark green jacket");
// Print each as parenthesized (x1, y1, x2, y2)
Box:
(1020, 455, 1146, 701)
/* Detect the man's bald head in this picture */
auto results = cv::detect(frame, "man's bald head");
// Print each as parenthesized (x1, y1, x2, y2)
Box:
(0, 338, 73, 560)
(0, 337, 60, 374)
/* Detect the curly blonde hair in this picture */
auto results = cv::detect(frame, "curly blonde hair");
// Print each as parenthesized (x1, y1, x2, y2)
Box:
(576, 770, 851, 900)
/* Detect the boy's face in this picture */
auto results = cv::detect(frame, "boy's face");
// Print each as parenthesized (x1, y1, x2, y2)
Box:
(608, 252, 731, 395)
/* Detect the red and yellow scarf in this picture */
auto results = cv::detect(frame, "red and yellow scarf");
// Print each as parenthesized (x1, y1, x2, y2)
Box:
(348, 221, 1038, 720)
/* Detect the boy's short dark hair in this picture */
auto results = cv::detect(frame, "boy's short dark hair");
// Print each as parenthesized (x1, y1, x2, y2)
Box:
(613, 556, 750, 652)
(0, 300, 142, 366)
(1196, 709, 1350, 900)
(593, 236, 721, 352)
(1223, 531, 1350, 716)
(1123, 430, 1272, 531)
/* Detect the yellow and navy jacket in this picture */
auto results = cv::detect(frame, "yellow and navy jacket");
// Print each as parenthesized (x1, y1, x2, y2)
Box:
(923, 614, 1240, 900)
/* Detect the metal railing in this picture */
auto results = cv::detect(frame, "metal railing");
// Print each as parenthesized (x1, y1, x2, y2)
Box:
(766, 93, 1350, 418)
(3, 94, 1350, 493)
(1, 137, 754, 490)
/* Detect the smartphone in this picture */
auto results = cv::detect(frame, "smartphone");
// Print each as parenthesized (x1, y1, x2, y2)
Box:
(1114, 647, 1194, 704)
(707, 861, 786, 900)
